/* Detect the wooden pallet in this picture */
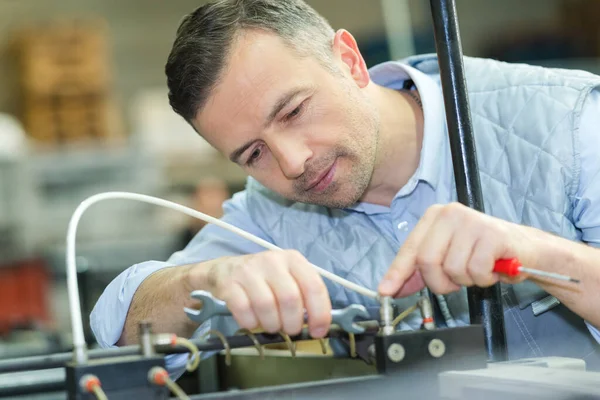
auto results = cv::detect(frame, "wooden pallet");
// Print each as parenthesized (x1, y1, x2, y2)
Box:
(12, 18, 123, 145)
(22, 93, 122, 144)
(13, 19, 111, 96)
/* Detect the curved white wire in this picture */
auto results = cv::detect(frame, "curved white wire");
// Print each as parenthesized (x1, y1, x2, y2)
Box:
(67, 192, 378, 363)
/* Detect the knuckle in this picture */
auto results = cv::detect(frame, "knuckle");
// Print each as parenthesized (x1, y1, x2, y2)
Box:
(284, 249, 304, 260)
(235, 262, 254, 278)
(260, 250, 280, 265)
(213, 282, 231, 298)
(278, 291, 302, 309)
(416, 253, 439, 270)
(440, 202, 463, 221)
(442, 261, 462, 279)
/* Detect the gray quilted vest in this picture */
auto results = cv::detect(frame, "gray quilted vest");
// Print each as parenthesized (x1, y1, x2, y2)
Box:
(405, 54, 600, 369)
(243, 55, 600, 369)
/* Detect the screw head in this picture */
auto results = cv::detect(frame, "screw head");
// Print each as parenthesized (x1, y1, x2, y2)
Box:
(387, 343, 405, 363)
(428, 338, 446, 358)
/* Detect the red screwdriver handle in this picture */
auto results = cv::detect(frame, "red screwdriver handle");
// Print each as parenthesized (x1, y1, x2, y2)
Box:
(493, 258, 522, 276)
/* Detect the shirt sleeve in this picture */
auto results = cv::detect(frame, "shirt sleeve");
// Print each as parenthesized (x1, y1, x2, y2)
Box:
(572, 88, 600, 342)
(90, 189, 273, 377)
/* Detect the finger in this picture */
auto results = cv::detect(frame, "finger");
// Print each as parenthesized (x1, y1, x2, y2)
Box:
(222, 283, 258, 330)
(379, 205, 443, 296)
(442, 227, 477, 287)
(415, 208, 461, 294)
(265, 267, 305, 336)
(467, 235, 501, 287)
(287, 254, 331, 338)
(234, 266, 282, 333)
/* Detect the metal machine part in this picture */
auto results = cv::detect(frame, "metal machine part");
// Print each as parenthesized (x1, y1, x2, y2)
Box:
(428, 0, 507, 362)
(139, 321, 155, 357)
(185, 290, 370, 334)
(374, 325, 488, 376)
(379, 296, 394, 335)
(438, 365, 600, 400)
(65, 356, 168, 400)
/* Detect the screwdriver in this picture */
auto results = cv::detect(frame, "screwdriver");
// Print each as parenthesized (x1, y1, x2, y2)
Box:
(494, 258, 580, 284)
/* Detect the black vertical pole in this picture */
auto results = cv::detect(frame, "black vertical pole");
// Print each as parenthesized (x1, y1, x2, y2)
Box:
(428, 0, 507, 361)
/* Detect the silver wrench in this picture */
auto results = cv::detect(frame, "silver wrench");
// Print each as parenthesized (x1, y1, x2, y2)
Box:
(184, 290, 370, 334)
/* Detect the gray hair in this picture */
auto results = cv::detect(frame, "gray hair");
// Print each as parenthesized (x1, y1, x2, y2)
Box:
(165, 0, 336, 124)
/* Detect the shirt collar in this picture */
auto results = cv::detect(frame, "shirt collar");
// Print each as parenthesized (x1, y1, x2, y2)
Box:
(346, 61, 447, 215)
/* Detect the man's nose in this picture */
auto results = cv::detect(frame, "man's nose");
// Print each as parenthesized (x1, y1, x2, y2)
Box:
(270, 137, 312, 179)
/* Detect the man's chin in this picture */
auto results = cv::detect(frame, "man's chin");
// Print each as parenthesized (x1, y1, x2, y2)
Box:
(296, 188, 362, 209)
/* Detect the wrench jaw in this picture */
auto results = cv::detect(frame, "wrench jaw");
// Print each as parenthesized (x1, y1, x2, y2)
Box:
(184, 290, 215, 324)
(332, 304, 370, 334)
(184, 307, 207, 324)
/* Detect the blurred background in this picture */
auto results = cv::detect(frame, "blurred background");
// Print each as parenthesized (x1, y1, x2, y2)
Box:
(0, 0, 599, 380)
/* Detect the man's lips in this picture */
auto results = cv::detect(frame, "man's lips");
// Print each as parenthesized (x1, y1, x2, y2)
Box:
(305, 159, 337, 192)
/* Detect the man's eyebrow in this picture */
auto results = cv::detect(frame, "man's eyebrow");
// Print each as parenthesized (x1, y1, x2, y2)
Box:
(229, 87, 312, 164)
(229, 139, 256, 164)
(264, 87, 312, 128)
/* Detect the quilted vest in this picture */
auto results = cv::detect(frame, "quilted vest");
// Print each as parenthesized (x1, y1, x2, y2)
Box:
(243, 55, 600, 369)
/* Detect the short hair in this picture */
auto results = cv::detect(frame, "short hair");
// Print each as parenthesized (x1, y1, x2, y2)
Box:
(165, 0, 336, 124)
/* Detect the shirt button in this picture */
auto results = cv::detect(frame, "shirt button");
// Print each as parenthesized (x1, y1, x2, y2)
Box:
(397, 221, 409, 231)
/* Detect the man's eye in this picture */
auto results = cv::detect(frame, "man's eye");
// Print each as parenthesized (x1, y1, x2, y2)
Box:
(289, 106, 301, 118)
(246, 147, 262, 166)
(285, 103, 304, 121)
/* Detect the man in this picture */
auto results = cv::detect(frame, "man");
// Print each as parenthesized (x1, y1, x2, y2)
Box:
(91, 0, 600, 377)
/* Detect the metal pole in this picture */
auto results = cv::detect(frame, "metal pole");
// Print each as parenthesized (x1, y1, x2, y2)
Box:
(428, 0, 507, 361)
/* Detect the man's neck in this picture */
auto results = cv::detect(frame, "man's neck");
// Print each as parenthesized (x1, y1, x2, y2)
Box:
(359, 84, 424, 207)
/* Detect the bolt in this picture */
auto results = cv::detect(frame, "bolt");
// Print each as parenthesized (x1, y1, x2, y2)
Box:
(387, 343, 405, 363)
(380, 296, 394, 336)
(428, 338, 446, 358)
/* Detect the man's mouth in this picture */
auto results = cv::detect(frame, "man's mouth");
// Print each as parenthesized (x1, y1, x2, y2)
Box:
(305, 159, 337, 193)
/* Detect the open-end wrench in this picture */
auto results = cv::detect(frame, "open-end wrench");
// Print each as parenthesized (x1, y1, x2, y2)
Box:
(330, 304, 370, 334)
(184, 290, 370, 334)
(184, 290, 230, 324)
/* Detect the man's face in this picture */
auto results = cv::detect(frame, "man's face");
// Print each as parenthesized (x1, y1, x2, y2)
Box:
(194, 30, 380, 208)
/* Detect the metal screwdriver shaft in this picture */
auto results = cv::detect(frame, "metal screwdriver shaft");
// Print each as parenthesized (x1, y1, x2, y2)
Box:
(519, 268, 580, 283)
(494, 258, 580, 283)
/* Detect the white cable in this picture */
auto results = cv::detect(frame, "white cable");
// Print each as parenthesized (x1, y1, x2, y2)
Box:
(66, 191, 378, 363)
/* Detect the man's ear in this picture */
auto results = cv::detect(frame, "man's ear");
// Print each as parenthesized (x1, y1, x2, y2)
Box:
(332, 29, 370, 89)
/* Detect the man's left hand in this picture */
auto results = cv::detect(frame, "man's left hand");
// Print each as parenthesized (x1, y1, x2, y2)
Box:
(378, 202, 538, 298)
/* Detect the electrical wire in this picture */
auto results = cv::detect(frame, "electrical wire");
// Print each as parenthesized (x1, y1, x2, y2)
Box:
(66, 192, 378, 363)
(392, 303, 419, 328)
(149, 367, 190, 400)
(164, 377, 191, 400)
(173, 337, 201, 372)
(91, 385, 108, 400)
(80, 375, 107, 400)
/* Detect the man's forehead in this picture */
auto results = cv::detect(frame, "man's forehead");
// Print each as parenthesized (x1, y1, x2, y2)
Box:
(194, 32, 314, 142)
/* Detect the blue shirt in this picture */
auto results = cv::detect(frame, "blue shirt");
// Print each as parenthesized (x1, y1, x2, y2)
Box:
(91, 61, 600, 376)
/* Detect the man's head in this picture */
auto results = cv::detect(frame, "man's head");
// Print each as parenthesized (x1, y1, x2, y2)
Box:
(166, 0, 381, 208)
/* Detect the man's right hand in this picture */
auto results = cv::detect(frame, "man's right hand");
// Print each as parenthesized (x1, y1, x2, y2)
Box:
(188, 250, 332, 338)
